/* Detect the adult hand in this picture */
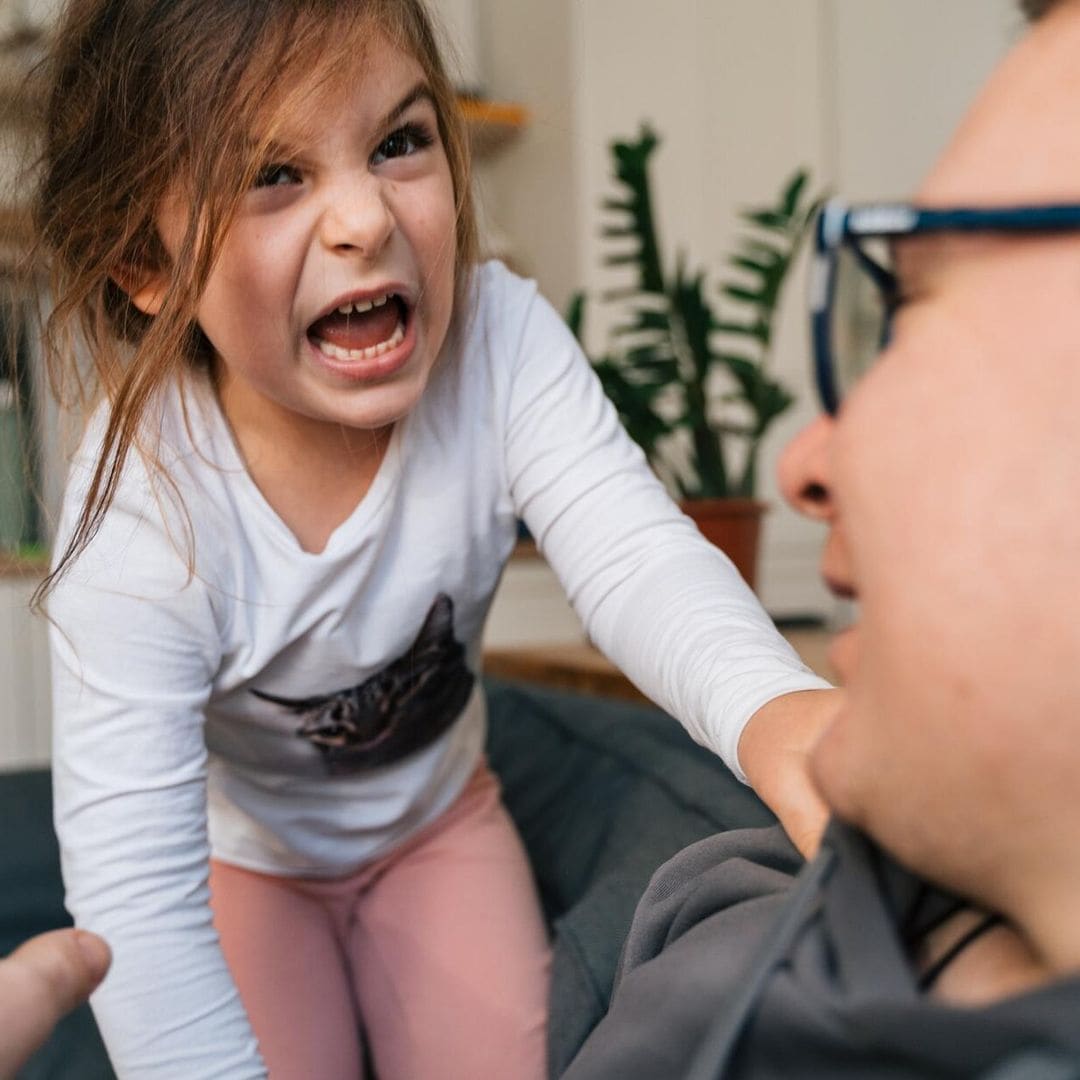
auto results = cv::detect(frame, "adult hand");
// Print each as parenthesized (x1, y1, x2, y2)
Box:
(737, 688, 844, 859)
(0, 928, 111, 1077)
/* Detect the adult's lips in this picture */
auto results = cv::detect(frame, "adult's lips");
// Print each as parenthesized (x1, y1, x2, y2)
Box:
(822, 573, 857, 601)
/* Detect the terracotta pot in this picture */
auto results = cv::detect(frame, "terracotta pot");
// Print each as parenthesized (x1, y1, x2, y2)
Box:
(680, 497, 767, 590)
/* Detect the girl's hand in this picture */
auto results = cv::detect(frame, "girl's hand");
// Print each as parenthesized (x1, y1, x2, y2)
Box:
(0, 928, 111, 1076)
(737, 688, 845, 858)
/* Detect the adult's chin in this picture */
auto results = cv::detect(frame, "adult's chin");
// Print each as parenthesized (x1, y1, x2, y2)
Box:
(807, 709, 868, 832)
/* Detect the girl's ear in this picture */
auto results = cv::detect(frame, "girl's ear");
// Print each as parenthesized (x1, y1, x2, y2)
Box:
(110, 265, 168, 316)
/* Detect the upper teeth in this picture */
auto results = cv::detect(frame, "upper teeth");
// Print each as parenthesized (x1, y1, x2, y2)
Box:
(337, 294, 391, 315)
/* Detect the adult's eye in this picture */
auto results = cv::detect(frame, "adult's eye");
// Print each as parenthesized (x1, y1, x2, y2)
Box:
(253, 163, 302, 188)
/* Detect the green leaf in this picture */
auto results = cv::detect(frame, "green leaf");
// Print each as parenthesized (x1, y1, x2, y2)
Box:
(603, 125, 667, 295)
(565, 291, 586, 342)
(629, 358, 681, 382)
(592, 357, 672, 454)
(670, 262, 718, 384)
(579, 142, 820, 497)
(744, 209, 789, 231)
(613, 309, 671, 334)
(690, 419, 728, 496)
(717, 351, 760, 385)
(781, 169, 809, 218)
(722, 284, 765, 306)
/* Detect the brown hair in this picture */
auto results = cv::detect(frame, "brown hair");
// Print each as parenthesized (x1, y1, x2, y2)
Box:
(32, 0, 476, 600)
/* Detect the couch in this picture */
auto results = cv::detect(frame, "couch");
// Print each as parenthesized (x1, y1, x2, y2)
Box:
(1, 678, 772, 1079)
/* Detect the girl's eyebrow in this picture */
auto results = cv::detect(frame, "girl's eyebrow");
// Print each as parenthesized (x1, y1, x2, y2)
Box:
(256, 138, 295, 162)
(381, 82, 437, 129)
(244, 83, 438, 164)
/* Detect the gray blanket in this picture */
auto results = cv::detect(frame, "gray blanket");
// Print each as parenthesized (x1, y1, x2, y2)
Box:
(564, 821, 1080, 1079)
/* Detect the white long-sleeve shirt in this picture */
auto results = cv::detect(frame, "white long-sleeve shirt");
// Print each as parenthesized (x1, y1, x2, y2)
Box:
(49, 260, 829, 1076)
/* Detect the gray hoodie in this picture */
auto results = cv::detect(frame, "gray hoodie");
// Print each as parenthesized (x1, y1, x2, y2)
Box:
(564, 821, 1080, 1079)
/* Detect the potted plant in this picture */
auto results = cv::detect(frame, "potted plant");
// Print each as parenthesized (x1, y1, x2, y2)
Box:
(567, 125, 822, 588)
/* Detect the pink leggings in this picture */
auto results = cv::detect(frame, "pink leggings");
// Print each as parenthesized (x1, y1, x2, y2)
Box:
(209, 763, 551, 1079)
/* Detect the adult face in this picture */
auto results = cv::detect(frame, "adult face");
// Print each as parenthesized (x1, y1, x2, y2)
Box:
(778, 2, 1080, 913)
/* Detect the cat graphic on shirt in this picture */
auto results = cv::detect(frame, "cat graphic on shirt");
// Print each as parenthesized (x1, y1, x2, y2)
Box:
(252, 593, 474, 775)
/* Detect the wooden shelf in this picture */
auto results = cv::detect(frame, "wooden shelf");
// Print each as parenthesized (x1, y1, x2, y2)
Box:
(459, 98, 529, 157)
(484, 630, 837, 703)
(485, 642, 650, 704)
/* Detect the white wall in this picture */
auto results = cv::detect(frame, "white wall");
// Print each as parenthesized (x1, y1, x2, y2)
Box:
(826, 0, 1025, 200)
(476, 0, 579, 307)
(426, 0, 483, 92)
(0, 576, 50, 769)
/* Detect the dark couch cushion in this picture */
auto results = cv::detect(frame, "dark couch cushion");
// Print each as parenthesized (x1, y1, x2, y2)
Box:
(483, 679, 773, 1075)
(0, 680, 773, 1078)
(0, 770, 69, 957)
(0, 769, 113, 1079)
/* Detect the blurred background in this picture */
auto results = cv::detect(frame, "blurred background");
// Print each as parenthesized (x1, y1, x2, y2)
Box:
(0, 0, 1024, 766)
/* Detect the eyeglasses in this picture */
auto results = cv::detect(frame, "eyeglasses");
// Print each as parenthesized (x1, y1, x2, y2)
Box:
(809, 198, 1080, 414)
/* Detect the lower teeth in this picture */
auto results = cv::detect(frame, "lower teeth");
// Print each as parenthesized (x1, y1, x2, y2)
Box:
(315, 321, 404, 362)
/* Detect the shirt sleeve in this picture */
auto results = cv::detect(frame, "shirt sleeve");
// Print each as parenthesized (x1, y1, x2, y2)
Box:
(498, 271, 832, 779)
(48, 460, 266, 1078)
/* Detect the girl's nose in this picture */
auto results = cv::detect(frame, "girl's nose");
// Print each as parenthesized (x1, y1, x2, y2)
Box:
(319, 176, 395, 260)
(777, 414, 836, 521)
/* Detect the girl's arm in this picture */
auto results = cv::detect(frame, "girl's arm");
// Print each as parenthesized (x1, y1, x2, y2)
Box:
(49, 467, 266, 1078)
(497, 269, 833, 781)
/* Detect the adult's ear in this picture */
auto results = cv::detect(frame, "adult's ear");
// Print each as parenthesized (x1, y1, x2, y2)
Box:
(110, 264, 169, 316)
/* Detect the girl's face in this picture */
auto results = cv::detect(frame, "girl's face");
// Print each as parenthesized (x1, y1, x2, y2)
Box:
(141, 33, 457, 448)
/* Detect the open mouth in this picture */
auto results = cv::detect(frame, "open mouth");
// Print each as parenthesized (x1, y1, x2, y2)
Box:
(307, 292, 409, 362)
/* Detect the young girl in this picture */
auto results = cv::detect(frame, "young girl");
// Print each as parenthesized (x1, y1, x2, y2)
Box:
(38, 0, 834, 1076)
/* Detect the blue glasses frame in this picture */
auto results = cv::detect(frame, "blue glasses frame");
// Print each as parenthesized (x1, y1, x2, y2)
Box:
(810, 198, 1080, 414)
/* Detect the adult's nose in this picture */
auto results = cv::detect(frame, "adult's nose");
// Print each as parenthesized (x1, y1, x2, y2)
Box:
(777, 414, 836, 521)
(319, 173, 395, 260)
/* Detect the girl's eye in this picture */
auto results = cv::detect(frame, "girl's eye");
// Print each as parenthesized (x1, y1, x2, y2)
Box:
(372, 122, 435, 166)
(253, 163, 302, 189)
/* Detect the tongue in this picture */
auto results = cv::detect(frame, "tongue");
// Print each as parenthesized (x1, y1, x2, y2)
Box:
(309, 302, 401, 352)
